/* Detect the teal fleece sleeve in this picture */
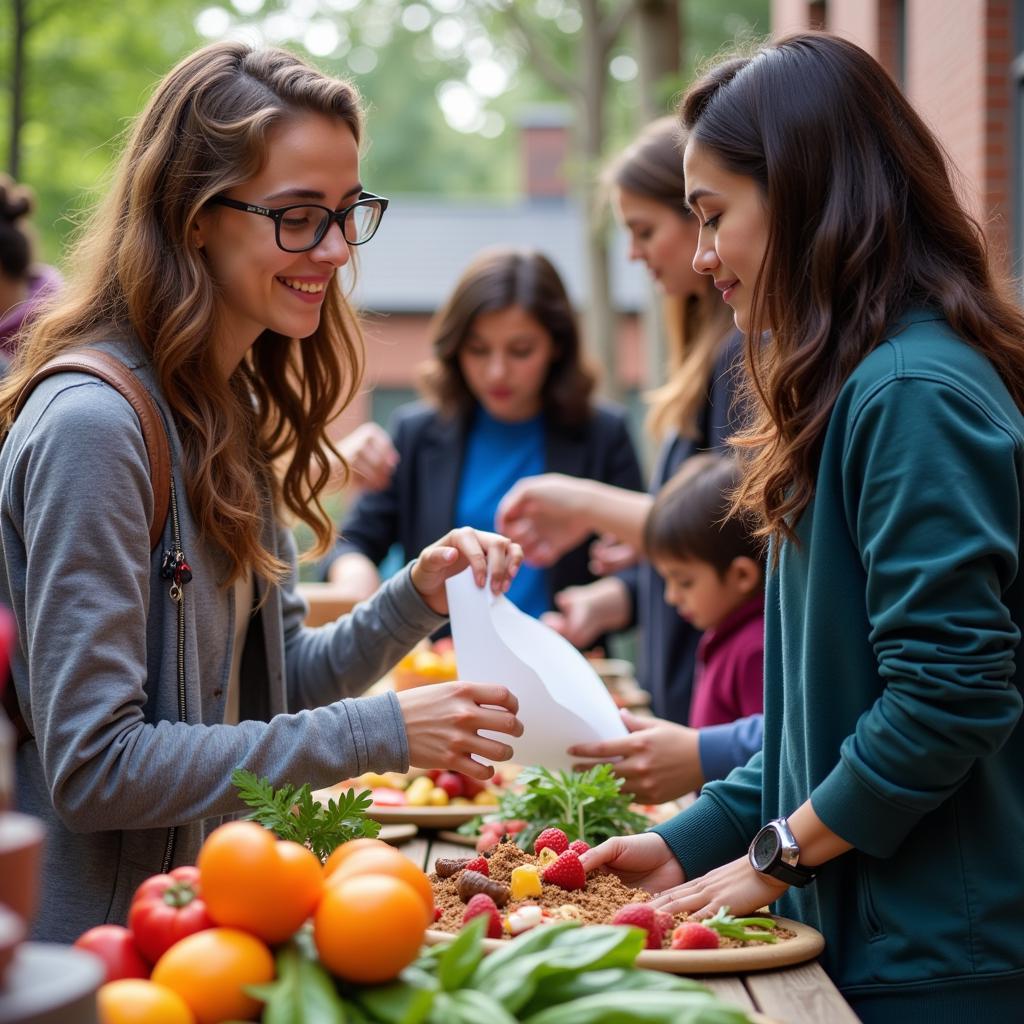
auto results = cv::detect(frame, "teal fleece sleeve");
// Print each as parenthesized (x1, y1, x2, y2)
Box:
(652, 751, 764, 879)
(812, 377, 1024, 857)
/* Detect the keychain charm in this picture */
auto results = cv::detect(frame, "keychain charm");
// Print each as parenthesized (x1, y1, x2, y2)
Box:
(160, 547, 193, 602)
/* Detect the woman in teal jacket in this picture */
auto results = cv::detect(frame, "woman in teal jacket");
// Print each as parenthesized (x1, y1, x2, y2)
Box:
(583, 33, 1024, 1024)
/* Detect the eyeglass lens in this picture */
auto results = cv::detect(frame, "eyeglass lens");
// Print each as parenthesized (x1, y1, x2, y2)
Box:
(278, 200, 384, 251)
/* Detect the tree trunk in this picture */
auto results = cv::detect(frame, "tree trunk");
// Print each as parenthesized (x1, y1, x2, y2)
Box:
(634, 0, 682, 121)
(578, 0, 617, 400)
(8, 0, 28, 179)
(632, 0, 684, 397)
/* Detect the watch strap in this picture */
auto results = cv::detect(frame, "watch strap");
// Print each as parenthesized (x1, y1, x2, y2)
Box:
(764, 858, 816, 887)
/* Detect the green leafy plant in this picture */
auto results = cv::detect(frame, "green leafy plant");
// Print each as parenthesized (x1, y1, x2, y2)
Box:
(459, 764, 652, 851)
(231, 768, 380, 862)
(703, 907, 778, 945)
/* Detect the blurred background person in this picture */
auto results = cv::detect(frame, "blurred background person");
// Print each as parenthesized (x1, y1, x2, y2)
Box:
(0, 175, 62, 369)
(501, 117, 744, 722)
(324, 246, 643, 633)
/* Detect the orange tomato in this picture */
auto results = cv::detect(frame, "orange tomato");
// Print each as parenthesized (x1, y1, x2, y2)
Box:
(314, 873, 428, 983)
(322, 837, 392, 879)
(97, 979, 196, 1024)
(196, 821, 322, 943)
(327, 845, 434, 918)
(151, 927, 273, 1024)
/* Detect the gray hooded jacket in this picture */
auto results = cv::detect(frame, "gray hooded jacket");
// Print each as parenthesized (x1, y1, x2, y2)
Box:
(0, 336, 446, 942)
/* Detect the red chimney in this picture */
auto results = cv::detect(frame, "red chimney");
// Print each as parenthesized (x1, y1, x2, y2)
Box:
(519, 105, 570, 199)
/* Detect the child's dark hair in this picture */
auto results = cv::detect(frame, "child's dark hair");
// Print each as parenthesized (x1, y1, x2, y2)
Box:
(644, 453, 764, 575)
(0, 174, 35, 280)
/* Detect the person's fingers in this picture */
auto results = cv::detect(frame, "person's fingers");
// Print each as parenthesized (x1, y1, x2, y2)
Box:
(541, 611, 567, 635)
(566, 734, 636, 759)
(486, 539, 511, 594)
(473, 705, 524, 739)
(449, 755, 496, 781)
(464, 734, 516, 763)
(620, 709, 654, 733)
(456, 683, 519, 716)
(579, 836, 627, 874)
(450, 526, 487, 586)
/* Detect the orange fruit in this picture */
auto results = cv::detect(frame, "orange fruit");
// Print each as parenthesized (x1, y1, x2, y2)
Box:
(97, 979, 196, 1024)
(328, 846, 434, 918)
(322, 837, 392, 880)
(151, 927, 273, 1024)
(314, 873, 428, 983)
(197, 821, 323, 943)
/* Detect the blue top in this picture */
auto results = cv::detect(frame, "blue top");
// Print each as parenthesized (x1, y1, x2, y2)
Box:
(454, 406, 548, 618)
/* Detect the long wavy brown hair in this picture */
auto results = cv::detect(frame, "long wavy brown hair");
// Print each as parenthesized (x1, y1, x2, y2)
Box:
(0, 41, 366, 584)
(419, 247, 596, 429)
(681, 32, 1024, 544)
(603, 116, 734, 441)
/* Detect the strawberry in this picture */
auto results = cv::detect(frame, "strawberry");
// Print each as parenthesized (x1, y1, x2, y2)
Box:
(463, 893, 502, 939)
(504, 820, 527, 835)
(611, 902, 664, 949)
(463, 856, 489, 877)
(433, 906, 443, 922)
(534, 827, 569, 856)
(541, 849, 586, 891)
(568, 839, 590, 856)
(671, 922, 720, 950)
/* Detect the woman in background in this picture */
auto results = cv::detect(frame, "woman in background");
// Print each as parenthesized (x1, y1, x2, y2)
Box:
(325, 246, 643, 629)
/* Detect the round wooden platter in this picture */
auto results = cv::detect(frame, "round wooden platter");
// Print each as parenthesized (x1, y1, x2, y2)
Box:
(377, 823, 418, 844)
(425, 915, 823, 975)
(368, 804, 498, 830)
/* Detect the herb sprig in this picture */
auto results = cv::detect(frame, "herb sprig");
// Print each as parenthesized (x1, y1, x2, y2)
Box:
(703, 907, 779, 944)
(231, 768, 380, 862)
(459, 764, 651, 851)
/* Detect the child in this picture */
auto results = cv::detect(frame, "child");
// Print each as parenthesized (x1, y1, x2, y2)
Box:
(644, 454, 764, 729)
(0, 41, 524, 943)
(582, 32, 1024, 1024)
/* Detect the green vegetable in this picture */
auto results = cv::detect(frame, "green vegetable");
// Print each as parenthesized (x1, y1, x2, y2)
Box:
(426, 989, 518, 1024)
(703, 907, 778, 945)
(231, 768, 380, 861)
(459, 764, 651, 851)
(434, 913, 487, 992)
(469, 924, 645, 1014)
(247, 940, 349, 1024)
(519, 967, 707, 1017)
(521, 990, 753, 1024)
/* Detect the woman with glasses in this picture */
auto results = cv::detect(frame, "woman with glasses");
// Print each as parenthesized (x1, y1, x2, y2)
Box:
(323, 246, 643, 637)
(0, 41, 525, 943)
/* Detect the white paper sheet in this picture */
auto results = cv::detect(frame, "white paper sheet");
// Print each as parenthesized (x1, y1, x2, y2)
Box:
(445, 567, 627, 771)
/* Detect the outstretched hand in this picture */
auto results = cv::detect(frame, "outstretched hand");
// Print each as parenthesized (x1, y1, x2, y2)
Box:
(496, 474, 595, 567)
(410, 527, 523, 615)
(579, 832, 686, 894)
(569, 709, 703, 805)
(398, 681, 524, 780)
(647, 855, 789, 919)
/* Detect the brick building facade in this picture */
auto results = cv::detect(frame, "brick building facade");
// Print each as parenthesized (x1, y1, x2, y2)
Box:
(772, 1, 1023, 290)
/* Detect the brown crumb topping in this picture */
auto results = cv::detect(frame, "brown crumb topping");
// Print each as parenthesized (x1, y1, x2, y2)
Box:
(429, 839, 794, 950)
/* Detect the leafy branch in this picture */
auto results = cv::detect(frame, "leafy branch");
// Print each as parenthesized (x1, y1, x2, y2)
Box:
(704, 907, 778, 945)
(231, 768, 380, 862)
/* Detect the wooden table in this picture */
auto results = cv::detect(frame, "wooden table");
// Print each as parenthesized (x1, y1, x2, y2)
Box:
(397, 832, 861, 1024)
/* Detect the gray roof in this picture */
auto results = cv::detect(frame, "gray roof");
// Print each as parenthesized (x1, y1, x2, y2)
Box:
(350, 195, 650, 314)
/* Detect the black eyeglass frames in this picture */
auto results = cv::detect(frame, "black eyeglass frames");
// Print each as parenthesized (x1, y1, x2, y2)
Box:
(207, 192, 389, 252)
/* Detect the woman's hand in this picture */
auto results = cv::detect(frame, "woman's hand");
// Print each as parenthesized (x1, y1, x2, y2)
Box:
(569, 710, 703, 804)
(579, 832, 685, 893)
(334, 422, 399, 492)
(497, 474, 597, 567)
(648, 855, 789, 919)
(397, 681, 524, 780)
(541, 577, 631, 650)
(410, 528, 523, 615)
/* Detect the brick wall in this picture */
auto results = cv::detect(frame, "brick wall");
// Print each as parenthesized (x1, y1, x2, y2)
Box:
(770, 0, 1016, 273)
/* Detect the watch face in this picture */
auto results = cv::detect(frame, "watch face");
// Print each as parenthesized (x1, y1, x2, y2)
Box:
(751, 827, 780, 871)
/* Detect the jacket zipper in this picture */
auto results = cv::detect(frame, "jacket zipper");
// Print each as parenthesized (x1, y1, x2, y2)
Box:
(159, 475, 190, 873)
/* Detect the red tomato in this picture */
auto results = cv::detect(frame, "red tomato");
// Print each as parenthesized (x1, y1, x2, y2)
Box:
(73, 925, 149, 983)
(128, 867, 215, 964)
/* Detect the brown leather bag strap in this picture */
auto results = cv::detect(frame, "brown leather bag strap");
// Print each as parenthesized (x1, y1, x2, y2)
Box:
(13, 348, 171, 550)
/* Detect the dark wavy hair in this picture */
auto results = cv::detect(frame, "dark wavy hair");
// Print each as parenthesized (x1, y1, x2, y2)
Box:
(419, 247, 596, 428)
(0, 41, 365, 584)
(0, 174, 35, 280)
(644, 453, 764, 575)
(681, 32, 1024, 544)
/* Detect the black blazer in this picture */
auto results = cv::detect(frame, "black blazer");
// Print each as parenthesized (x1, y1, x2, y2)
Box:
(328, 400, 644, 609)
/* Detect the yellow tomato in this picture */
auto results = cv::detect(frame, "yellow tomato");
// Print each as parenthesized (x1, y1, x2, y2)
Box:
(97, 979, 196, 1024)
(151, 927, 273, 1024)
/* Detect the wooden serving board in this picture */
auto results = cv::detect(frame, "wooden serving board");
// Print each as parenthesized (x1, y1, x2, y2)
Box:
(369, 804, 498, 830)
(425, 915, 824, 975)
